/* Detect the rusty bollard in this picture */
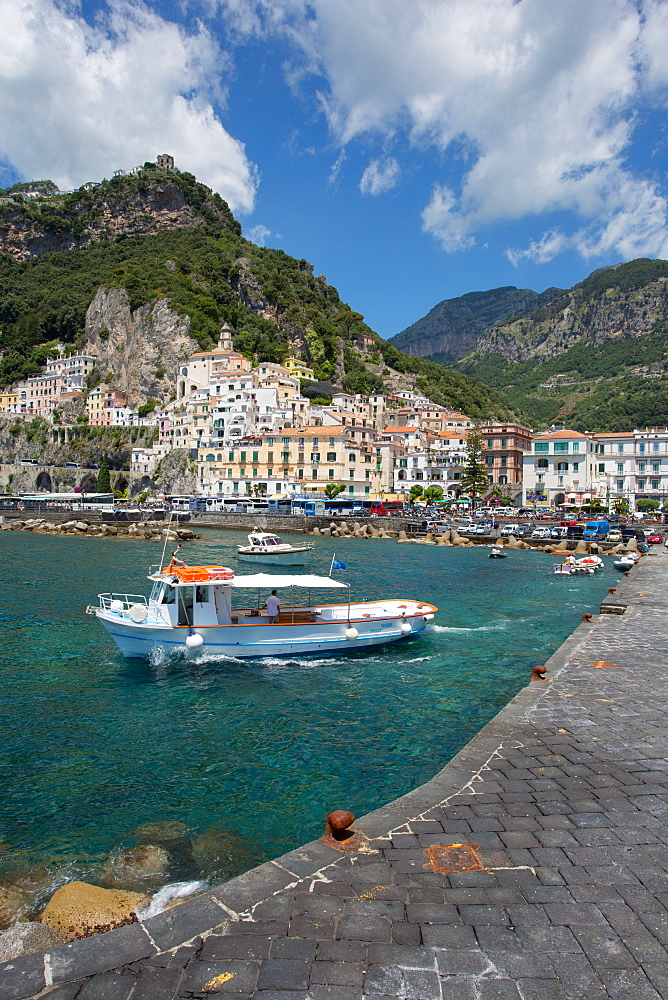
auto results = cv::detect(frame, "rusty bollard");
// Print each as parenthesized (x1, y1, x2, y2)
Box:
(582, 613, 593, 622)
(326, 810, 355, 842)
(608, 587, 616, 594)
(531, 665, 547, 681)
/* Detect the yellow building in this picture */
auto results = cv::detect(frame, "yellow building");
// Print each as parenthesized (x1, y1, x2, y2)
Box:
(0, 390, 19, 412)
(284, 357, 315, 381)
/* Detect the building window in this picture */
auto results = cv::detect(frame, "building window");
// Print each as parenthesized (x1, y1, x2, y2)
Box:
(617, 462, 624, 473)
(639, 443, 646, 454)
(618, 443, 624, 454)
(638, 462, 646, 473)
(487, 439, 493, 448)
(597, 463, 604, 473)
(312, 469, 317, 479)
(651, 479, 660, 490)
(616, 479, 624, 490)
(399, 458, 407, 468)
(329, 469, 334, 478)
(537, 458, 548, 469)
(652, 462, 661, 473)
(327, 452, 336, 461)
(500, 456, 507, 468)
(501, 438, 507, 448)
(485, 457, 494, 466)
(557, 462, 569, 472)
(653, 442, 660, 453)
(638, 479, 646, 490)
(267, 468, 273, 476)
(282, 437, 290, 444)
(252, 468, 258, 477)
(240, 451, 246, 462)
(349, 485, 354, 494)
(499, 475, 507, 485)
(534, 443, 549, 453)
(252, 451, 259, 462)
(557, 475, 564, 486)
(554, 442, 569, 453)
(267, 452, 274, 463)
(572, 442, 580, 454)
(365, 470, 370, 479)
(298, 469, 303, 479)
(311, 453, 320, 463)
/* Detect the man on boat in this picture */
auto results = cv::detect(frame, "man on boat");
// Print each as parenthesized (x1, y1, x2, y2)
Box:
(266, 590, 280, 623)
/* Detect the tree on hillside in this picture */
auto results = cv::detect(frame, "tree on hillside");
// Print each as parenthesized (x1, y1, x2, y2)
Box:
(336, 309, 364, 340)
(459, 431, 490, 509)
(409, 485, 424, 504)
(324, 482, 346, 499)
(98, 453, 111, 493)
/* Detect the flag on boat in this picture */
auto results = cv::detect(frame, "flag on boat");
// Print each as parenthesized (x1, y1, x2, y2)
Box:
(332, 560, 347, 571)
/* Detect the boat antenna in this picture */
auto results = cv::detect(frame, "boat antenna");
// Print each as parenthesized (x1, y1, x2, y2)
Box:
(329, 552, 336, 577)
(158, 511, 176, 572)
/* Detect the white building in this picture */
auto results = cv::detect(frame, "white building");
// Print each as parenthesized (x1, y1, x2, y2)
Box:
(522, 429, 597, 507)
(593, 428, 668, 508)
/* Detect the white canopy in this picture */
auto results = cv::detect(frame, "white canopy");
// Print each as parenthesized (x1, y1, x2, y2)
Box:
(231, 572, 348, 589)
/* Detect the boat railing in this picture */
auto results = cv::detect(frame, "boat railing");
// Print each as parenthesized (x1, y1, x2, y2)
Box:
(94, 592, 171, 625)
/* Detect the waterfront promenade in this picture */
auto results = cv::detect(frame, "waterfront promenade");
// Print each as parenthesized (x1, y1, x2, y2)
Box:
(3, 554, 668, 1000)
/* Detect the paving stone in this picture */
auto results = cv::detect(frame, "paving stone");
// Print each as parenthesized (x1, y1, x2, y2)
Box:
(438, 977, 478, 1000)
(405, 903, 459, 924)
(49, 924, 156, 986)
(126, 967, 180, 1000)
(434, 950, 491, 975)
(256, 960, 310, 991)
(419, 924, 478, 949)
(307, 986, 360, 1000)
(475, 982, 523, 1000)
(40, 987, 82, 1000)
(336, 916, 391, 942)
(598, 967, 663, 1000)
(177, 960, 258, 995)
(143, 896, 227, 952)
(309, 961, 363, 986)
(0, 953, 46, 1000)
(199, 935, 271, 962)
(315, 941, 366, 963)
(403, 968, 441, 1000)
(75, 975, 135, 1000)
(268, 939, 317, 962)
(365, 944, 434, 968)
(362, 965, 403, 994)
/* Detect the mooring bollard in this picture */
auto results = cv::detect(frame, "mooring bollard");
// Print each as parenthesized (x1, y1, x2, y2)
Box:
(531, 665, 547, 681)
(326, 810, 355, 841)
(582, 613, 593, 622)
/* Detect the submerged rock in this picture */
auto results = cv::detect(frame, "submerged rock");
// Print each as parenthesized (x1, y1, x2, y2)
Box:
(0, 880, 31, 929)
(192, 827, 263, 882)
(102, 844, 171, 892)
(0, 921, 65, 962)
(38, 880, 149, 941)
(132, 820, 189, 844)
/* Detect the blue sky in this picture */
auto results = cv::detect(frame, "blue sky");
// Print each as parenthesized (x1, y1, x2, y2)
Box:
(2, 0, 668, 339)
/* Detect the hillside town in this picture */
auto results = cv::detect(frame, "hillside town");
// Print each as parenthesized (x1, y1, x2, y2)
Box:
(1, 323, 667, 511)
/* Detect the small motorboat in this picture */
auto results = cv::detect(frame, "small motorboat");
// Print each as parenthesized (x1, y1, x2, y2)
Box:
(87, 554, 437, 660)
(489, 546, 507, 558)
(613, 552, 638, 571)
(237, 531, 314, 565)
(576, 554, 604, 571)
(553, 555, 595, 575)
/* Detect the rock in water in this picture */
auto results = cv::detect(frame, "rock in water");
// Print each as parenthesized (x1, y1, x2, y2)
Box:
(102, 844, 171, 892)
(38, 881, 149, 941)
(0, 880, 30, 929)
(0, 922, 65, 962)
(131, 820, 188, 843)
(192, 828, 263, 882)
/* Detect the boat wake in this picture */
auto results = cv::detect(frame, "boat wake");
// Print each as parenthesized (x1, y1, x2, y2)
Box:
(431, 622, 512, 633)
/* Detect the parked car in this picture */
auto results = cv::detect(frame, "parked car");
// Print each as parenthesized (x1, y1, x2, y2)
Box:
(606, 529, 623, 543)
(531, 527, 552, 539)
(647, 531, 663, 544)
(550, 526, 568, 539)
(567, 525, 584, 539)
(500, 523, 526, 537)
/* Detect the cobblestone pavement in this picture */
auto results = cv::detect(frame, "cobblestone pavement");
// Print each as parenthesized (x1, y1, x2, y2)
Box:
(4, 555, 668, 1000)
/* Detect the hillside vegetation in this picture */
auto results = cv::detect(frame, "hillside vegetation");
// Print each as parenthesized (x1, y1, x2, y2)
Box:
(0, 169, 520, 421)
(456, 259, 668, 431)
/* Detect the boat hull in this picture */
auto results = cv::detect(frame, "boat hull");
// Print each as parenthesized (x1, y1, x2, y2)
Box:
(237, 549, 309, 565)
(97, 613, 430, 660)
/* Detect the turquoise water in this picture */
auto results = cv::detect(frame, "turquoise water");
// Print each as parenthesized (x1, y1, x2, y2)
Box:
(0, 529, 612, 897)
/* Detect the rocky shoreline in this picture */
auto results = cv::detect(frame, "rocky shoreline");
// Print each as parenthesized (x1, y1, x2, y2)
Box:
(0, 518, 201, 541)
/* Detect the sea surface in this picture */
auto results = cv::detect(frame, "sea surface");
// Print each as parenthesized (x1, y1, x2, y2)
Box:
(0, 528, 614, 901)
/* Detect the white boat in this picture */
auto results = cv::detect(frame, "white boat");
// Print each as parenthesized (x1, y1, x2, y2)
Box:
(88, 557, 437, 660)
(576, 554, 604, 570)
(553, 556, 595, 576)
(237, 531, 314, 565)
(613, 552, 638, 571)
(489, 547, 507, 559)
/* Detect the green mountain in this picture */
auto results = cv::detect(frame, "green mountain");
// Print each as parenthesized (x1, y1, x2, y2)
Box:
(455, 259, 668, 431)
(390, 285, 561, 364)
(0, 166, 519, 421)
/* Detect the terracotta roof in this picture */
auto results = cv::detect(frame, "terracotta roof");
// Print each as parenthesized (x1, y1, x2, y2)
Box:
(594, 432, 634, 438)
(533, 429, 590, 440)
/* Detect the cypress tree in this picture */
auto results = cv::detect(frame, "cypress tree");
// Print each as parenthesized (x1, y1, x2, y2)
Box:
(97, 453, 111, 493)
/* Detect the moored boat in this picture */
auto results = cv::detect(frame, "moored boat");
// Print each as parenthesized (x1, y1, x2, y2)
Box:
(489, 546, 507, 558)
(613, 552, 638, 571)
(88, 556, 437, 660)
(237, 531, 314, 565)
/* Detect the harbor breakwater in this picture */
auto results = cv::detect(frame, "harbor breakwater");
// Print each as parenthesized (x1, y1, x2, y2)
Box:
(0, 551, 658, 998)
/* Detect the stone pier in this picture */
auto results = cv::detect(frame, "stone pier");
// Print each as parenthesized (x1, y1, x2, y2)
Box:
(2, 554, 668, 1000)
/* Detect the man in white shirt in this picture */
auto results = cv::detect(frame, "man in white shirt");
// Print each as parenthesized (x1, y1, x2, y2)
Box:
(265, 590, 280, 623)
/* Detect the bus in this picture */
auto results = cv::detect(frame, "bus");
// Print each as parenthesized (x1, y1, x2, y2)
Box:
(370, 500, 405, 516)
(186, 496, 270, 514)
(290, 497, 374, 516)
(17, 492, 115, 511)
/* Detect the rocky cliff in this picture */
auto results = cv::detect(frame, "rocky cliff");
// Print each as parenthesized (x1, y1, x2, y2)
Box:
(476, 266, 668, 362)
(0, 170, 238, 261)
(390, 285, 560, 363)
(85, 289, 198, 409)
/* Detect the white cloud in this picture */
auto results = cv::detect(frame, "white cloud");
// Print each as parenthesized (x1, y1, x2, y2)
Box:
(360, 156, 399, 196)
(0, 0, 258, 212)
(505, 230, 570, 267)
(246, 223, 272, 245)
(212, 0, 668, 261)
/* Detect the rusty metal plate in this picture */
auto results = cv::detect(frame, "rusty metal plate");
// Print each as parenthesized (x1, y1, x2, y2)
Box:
(424, 843, 483, 873)
(589, 660, 619, 669)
